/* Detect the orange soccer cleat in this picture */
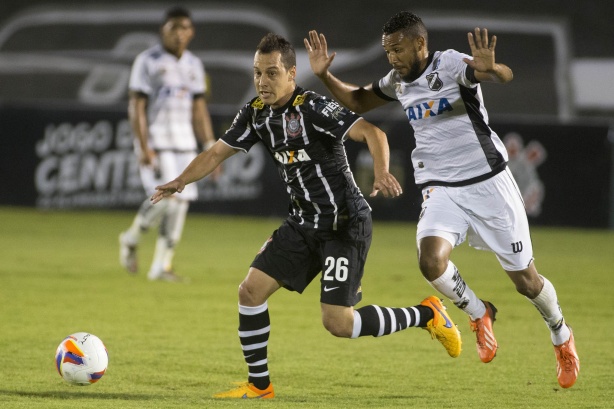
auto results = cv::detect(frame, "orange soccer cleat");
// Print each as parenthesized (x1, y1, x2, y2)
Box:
(469, 300, 498, 363)
(554, 326, 579, 388)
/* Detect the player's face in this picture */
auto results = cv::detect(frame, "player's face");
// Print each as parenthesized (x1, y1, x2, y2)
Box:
(253, 51, 296, 108)
(161, 17, 194, 58)
(382, 31, 426, 83)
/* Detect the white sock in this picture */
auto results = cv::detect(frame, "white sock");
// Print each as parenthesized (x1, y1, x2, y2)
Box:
(351, 310, 362, 339)
(527, 275, 570, 345)
(428, 261, 485, 320)
(161, 199, 189, 271)
(125, 198, 169, 244)
(147, 236, 169, 279)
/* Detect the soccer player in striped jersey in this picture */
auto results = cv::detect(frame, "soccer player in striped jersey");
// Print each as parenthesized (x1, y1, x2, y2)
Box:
(305, 11, 578, 388)
(152, 33, 462, 399)
(119, 7, 216, 282)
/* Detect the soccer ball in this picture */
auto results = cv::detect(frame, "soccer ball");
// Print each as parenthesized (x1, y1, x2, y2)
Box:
(55, 332, 108, 385)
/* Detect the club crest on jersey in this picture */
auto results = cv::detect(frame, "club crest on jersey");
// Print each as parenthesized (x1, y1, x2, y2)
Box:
(274, 149, 311, 164)
(426, 72, 443, 91)
(285, 112, 303, 138)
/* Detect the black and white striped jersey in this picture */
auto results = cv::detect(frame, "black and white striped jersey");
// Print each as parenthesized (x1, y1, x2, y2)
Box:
(221, 86, 370, 231)
(373, 50, 508, 188)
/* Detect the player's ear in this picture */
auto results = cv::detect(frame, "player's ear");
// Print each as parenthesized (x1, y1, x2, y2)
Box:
(416, 36, 426, 51)
(288, 66, 297, 81)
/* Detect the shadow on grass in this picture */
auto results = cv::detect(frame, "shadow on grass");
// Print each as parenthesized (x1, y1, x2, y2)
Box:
(0, 389, 157, 400)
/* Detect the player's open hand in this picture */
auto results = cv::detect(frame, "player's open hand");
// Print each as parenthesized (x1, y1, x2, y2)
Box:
(464, 28, 497, 73)
(304, 30, 336, 78)
(151, 178, 185, 204)
(371, 171, 403, 198)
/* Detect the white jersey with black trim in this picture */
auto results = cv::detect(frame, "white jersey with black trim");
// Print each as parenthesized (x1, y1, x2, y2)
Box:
(373, 50, 508, 187)
(129, 44, 206, 151)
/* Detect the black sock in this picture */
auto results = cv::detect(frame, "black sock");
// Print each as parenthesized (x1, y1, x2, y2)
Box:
(239, 303, 271, 390)
(355, 304, 434, 337)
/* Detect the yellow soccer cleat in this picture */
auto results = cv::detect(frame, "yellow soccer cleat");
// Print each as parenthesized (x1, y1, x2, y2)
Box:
(421, 296, 462, 358)
(554, 326, 579, 388)
(213, 382, 275, 399)
(469, 300, 498, 363)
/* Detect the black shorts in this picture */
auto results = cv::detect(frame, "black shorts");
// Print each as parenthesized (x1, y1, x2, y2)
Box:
(251, 215, 372, 307)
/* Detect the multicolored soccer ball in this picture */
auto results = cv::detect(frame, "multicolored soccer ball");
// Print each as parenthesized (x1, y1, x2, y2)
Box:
(55, 332, 108, 385)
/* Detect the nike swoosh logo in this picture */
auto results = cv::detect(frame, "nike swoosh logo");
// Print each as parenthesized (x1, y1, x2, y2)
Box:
(241, 391, 272, 399)
(323, 286, 339, 292)
(254, 122, 266, 129)
(431, 301, 453, 328)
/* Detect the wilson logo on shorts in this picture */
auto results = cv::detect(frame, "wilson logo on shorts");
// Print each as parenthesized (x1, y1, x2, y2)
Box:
(511, 241, 523, 253)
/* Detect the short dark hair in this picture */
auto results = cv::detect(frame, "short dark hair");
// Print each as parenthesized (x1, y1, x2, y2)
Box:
(382, 11, 428, 43)
(256, 33, 296, 70)
(164, 6, 191, 23)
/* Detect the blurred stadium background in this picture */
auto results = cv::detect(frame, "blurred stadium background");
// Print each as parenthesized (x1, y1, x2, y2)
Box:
(0, 0, 612, 228)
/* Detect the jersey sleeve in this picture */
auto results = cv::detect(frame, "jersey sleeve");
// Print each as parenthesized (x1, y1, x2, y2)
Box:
(128, 52, 152, 95)
(220, 103, 260, 153)
(191, 54, 207, 96)
(441, 50, 477, 87)
(306, 94, 363, 140)
(372, 70, 399, 102)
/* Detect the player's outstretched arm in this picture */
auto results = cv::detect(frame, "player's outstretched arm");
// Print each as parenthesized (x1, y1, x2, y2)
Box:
(463, 27, 513, 83)
(347, 119, 402, 198)
(151, 141, 237, 204)
(304, 30, 387, 114)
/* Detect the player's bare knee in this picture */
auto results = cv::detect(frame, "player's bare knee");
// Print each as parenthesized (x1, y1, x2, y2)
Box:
(238, 281, 259, 305)
(322, 316, 352, 338)
(418, 253, 448, 281)
(322, 314, 354, 338)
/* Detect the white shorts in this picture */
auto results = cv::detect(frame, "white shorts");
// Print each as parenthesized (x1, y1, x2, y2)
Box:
(416, 168, 533, 271)
(139, 150, 198, 201)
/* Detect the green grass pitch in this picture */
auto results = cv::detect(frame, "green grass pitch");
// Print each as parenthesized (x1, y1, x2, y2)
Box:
(0, 206, 613, 408)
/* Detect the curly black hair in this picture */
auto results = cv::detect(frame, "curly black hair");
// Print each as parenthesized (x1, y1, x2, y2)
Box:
(164, 6, 191, 23)
(382, 11, 428, 43)
(256, 33, 296, 70)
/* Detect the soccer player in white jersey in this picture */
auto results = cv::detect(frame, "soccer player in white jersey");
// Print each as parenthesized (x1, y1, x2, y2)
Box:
(119, 7, 216, 281)
(305, 11, 579, 388)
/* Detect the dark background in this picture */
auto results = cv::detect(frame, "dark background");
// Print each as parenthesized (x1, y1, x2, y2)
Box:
(0, 1, 612, 228)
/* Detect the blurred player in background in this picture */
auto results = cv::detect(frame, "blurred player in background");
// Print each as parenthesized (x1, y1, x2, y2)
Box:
(305, 11, 579, 388)
(153, 33, 462, 399)
(119, 6, 216, 282)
